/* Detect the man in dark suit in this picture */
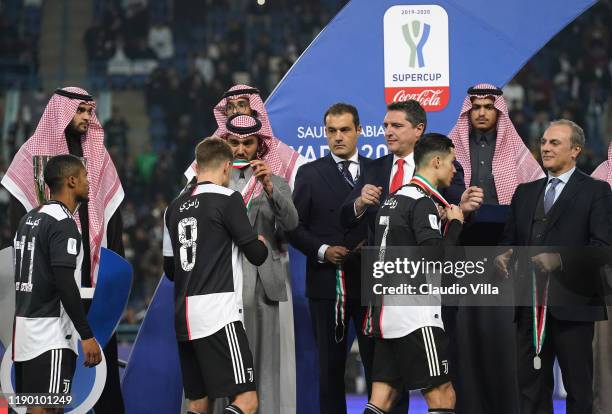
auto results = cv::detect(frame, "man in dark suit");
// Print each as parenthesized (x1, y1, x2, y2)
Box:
(288, 103, 374, 414)
(335, 100, 481, 414)
(341, 100, 483, 240)
(497, 119, 612, 414)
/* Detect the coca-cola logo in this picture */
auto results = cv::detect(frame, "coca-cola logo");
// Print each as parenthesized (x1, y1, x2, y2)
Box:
(384, 86, 449, 111)
(393, 89, 443, 106)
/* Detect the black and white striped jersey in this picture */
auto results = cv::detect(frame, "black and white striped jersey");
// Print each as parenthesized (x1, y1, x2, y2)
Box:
(370, 184, 445, 339)
(163, 182, 258, 341)
(13, 201, 83, 361)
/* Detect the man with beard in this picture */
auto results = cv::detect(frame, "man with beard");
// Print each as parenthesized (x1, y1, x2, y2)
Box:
(164, 137, 268, 414)
(185, 85, 300, 414)
(185, 85, 302, 188)
(12, 155, 102, 414)
(2, 87, 126, 412)
(214, 113, 298, 414)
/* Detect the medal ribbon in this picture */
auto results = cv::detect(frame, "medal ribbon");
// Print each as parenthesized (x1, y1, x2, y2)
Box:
(232, 159, 250, 169)
(409, 174, 451, 233)
(362, 305, 373, 337)
(409, 174, 450, 207)
(233, 161, 258, 211)
(334, 265, 347, 343)
(532, 268, 550, 362)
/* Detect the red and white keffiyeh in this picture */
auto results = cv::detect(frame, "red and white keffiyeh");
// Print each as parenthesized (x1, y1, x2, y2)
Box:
(1, 87, 124, 285)
(184, 84, 302, 189)
(448, 83, 544, 204)
(223, 114, 273, 202)
(591, 142, 612, 186)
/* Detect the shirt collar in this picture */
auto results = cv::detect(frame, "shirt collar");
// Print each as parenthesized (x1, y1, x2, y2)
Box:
(548, 166, 576, 185)
(331, 151, 359, 165)
(392, 152, 415, 166)
(470, 128, 497, 144)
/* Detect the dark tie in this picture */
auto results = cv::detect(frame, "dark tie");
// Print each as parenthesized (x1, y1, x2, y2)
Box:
(543, 178, 561, 214)
(339, 160, 355, 188)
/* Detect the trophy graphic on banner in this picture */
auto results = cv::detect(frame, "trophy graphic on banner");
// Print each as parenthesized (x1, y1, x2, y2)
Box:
(402, 20, 431, 69)
(33, 155, 87, 205)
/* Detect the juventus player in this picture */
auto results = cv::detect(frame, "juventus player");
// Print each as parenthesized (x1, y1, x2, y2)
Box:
(364, 134, 463, 414)
(13, 155, 102, 414)
(163, 138, 268, 414)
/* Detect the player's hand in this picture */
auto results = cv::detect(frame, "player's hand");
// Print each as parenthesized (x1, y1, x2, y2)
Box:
(82, 338, 102, 367)
(437, 205, 448, 221)
(258, 235, 268, 246)
(495, 249, 514, 277)
(324, 246, 350, 265)
(355, 185, 383, 214)
(459, 186, 484, 213)
(445, 204, 464, 223)
(531, 253, 562, 273)
(251, 160, 273, 195)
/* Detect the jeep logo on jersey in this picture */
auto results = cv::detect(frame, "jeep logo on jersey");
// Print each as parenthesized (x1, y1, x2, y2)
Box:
(383, 197, 398, 209)
(384, 5, 450, 111)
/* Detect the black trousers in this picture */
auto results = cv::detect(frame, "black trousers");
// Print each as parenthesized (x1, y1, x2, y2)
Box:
(82, 297, 125, 414)
(516, 307, 595, 414)
(443, 305, 518, 414)
(309, 298, 373, 414)
(309, 298, 409, 414)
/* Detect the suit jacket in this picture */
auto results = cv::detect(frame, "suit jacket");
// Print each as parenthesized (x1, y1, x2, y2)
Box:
(288, 154, 373, 300)
(340, 153, 466, 242)
(245, 174, 298, 302)
(500, 169, 612, 321)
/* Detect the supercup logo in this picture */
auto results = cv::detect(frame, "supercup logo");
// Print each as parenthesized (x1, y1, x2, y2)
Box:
(384, 5, 450, 111)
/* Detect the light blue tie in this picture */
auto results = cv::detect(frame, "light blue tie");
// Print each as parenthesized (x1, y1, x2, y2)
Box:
(543, 178, 561, 214)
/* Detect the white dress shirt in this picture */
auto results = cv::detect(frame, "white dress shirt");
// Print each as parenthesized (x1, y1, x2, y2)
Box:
(318, 151, 360, 262)
(388, 152, 416, 191)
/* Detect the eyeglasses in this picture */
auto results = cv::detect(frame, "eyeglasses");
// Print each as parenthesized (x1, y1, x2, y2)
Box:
(226, 100, 251, 115)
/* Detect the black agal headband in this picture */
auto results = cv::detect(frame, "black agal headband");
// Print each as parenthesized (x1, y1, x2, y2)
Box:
(222, 87, 260, 99)
(226, 114, 263, 136)
(467, 86, 503, 96)
(54, 88, 94, 101)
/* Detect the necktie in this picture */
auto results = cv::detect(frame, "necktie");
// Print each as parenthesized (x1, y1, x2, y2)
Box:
(543, 178, 561, 214)
(390, 159, 405, 193)
(339, 160, 355, 188)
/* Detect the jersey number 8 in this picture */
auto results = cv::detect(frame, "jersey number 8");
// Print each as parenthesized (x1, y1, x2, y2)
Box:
(178, 217, 198, 271)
